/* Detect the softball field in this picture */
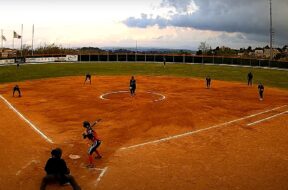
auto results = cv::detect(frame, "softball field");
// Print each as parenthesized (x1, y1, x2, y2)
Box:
(0, 75, 288, 190)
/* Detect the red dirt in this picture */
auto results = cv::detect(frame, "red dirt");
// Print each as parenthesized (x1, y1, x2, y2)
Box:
(0, 76, 287, 190)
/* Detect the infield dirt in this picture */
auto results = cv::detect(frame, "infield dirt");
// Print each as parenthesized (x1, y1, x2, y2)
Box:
(0, 76, 288, 190)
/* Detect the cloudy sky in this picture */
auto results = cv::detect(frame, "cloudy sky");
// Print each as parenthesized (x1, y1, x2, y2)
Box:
(1, 0, 287, 50)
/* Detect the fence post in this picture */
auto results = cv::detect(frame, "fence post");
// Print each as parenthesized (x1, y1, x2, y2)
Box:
(135, 53, 137, 62)
(202, 55, 204, 64)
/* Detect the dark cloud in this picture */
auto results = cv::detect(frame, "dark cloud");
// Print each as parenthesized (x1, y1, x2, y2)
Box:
(160, 0, 192, 12)
(124, 14, 168, 29)
(123, 0, 288, 45)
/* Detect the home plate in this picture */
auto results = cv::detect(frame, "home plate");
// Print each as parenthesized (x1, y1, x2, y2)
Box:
(69, 154, 81, 159)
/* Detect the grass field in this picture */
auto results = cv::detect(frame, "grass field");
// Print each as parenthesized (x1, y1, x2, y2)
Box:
(0, 62, 287, 89)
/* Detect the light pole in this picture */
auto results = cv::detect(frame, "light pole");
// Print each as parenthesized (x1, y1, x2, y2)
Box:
(135, 40, 137, 62)
(269, 0, 273, 63)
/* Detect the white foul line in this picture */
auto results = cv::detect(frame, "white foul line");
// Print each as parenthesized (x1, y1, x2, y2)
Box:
(120, 105, 287, 151)
(0, 95, 53, 144)
(247, 110, 288, 126)
(16, 160, 40, 176)
(80, 166, 106, 172)
(95, 167, 108, 187)
(80, 166, 108, 187)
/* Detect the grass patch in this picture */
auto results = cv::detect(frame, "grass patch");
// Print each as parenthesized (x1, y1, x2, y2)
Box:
(0, 62, 287, 89)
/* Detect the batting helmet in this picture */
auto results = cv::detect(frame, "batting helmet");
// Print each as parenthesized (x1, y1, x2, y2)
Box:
(83, 121, 90, 128)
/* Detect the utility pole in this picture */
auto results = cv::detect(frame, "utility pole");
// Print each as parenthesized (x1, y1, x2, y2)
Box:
(1, 29, 3, 49)
(32, 24, 34, 56)
(269, 0, 273, 62)
(135, 40, 137, 62)
(21, 24, 23, 57)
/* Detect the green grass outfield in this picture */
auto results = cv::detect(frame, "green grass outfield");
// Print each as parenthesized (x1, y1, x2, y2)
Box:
(0, 62, 287, 89)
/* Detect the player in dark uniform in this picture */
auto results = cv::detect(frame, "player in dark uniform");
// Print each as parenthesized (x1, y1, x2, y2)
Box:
(206, 76, 211, 88)
(129, 76, 136, 96)
(13, 85, 21, 97)
(40, 148, 81, 190)
(258, 83, 264, 100)
(247, 72, 253, 86)
(82, 120, 102, 167)
(163, 57, 166, 68)
(84, 73, 91, 84)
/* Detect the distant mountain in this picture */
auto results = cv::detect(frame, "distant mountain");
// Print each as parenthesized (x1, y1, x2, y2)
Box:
(102, 47, 196, 54)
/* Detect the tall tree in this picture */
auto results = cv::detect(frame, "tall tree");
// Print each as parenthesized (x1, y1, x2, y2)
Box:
(198, 42, 211, 54)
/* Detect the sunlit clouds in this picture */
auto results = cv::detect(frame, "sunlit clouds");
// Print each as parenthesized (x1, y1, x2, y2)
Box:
(1, 0, 287, 50)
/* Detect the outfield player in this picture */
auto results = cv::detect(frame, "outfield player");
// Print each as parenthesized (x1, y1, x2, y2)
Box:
(13, 85, 21, 97)
(129, 76, 136, 96)
(258, 83, 264, 100)
(84, 73, 92, 84)
(163, 57, 166, 68)
(247, 72, 253, 86)
(206, 76, 211, 88)
(82, 120, 102, 167)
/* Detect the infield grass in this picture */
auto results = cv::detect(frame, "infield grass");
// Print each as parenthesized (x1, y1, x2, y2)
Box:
(0, 62, 287, 89)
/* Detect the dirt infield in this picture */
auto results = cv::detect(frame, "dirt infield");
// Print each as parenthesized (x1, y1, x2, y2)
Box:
(0, 76, 288, 190)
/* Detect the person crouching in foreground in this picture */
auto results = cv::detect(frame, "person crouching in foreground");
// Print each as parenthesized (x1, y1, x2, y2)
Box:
(40, 148, 81, 190)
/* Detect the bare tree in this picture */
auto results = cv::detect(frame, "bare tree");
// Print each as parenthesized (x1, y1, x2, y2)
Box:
(198, 42, 211, 54)
(22, 44, 32, 56)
